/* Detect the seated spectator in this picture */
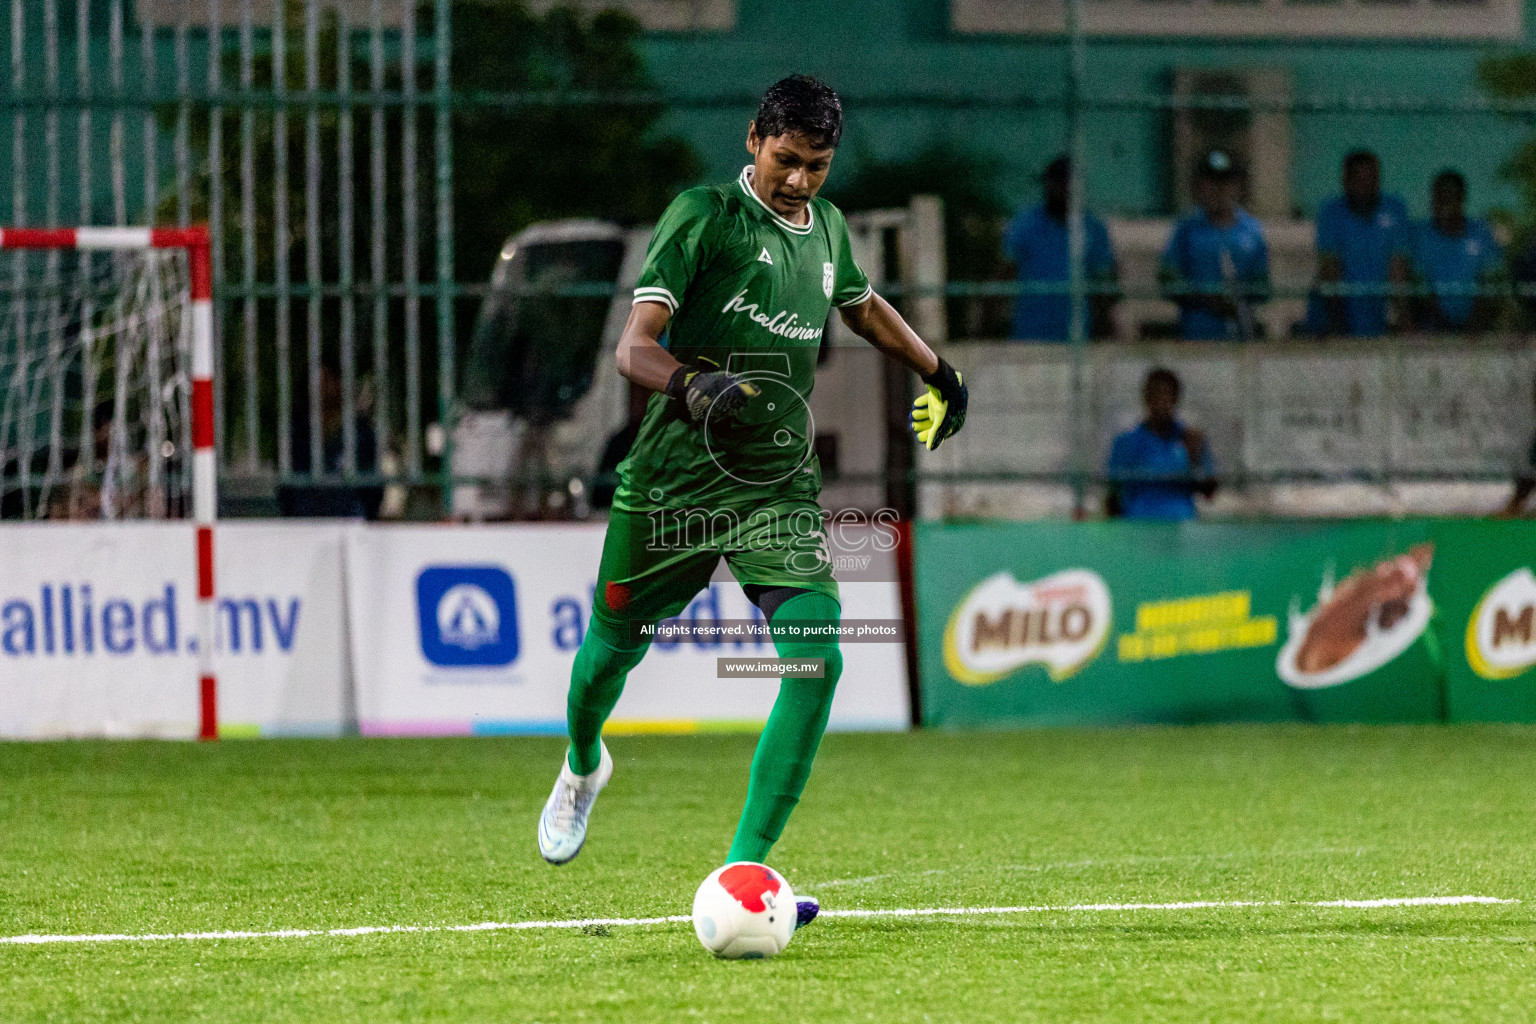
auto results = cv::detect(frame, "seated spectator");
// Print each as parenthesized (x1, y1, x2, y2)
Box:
(1002, 155, 1118, 341)
(1160, 151, 1270, 341)
(1105, 367, 1216, 521)
(277, 363, 384, 519)
(1409, 170, 1505, 334)
(1306, 150, 1411, 338)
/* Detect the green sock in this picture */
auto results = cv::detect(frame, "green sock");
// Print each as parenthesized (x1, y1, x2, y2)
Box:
(726, 591, 843, 864)
(566, 616, 648, 775)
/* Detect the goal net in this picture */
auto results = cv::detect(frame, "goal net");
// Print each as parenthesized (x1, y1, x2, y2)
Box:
(0, 227, 220, 738)
(0, 239, 201, 519)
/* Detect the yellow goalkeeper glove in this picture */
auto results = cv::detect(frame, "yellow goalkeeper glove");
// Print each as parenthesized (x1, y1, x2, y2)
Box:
(911, 357, 967, 451)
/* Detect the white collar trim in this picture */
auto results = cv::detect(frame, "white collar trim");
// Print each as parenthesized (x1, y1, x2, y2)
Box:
(738, 166, 814, 235)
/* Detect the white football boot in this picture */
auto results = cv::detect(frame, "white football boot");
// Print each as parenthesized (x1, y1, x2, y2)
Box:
(537, 741, 613, 865)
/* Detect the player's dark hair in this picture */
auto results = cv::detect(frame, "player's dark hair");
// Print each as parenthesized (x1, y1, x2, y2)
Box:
(1144, 367, 1181, 400)
(1342, 150, 1379, 174)
(1433, 169, 1466, 198)
(754, 75, 843, 150)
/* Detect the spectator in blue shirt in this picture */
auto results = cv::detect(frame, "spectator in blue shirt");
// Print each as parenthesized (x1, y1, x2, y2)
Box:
(1307, 150, 1411, 338)
(1409, 170, 1506, 333)
(1002, 155, 1118, 342)
(1160, 151, 1270, 341)
(1105, 368, 1216, 521)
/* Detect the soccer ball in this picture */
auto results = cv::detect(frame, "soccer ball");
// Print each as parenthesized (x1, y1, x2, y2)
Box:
(691, 862, 796, 959)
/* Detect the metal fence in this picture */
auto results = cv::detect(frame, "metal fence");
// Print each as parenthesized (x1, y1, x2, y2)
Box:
(1, 0, 452, 511)
(3, 0, 1534, 519)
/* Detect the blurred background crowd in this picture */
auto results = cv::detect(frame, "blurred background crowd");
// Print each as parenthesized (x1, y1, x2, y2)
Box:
(2, 0, 1535, 525)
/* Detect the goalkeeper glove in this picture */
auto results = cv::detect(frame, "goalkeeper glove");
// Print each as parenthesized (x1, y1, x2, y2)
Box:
(911, 357, 967, 451)
(666, 360, 760, 426)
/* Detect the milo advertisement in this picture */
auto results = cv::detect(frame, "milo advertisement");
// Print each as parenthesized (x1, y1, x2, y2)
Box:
(916, 520, 1535, 728)
(1430, 521, 1536, 722)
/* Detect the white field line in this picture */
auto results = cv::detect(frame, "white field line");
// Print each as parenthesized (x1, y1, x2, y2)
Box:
(821, 896, 1516, 918)
(0, 916, 692, 946)
(0, 896, 1516, 947)
(808, 846, 1374, 891)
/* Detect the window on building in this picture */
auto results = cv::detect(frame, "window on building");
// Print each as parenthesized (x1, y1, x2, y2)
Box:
(139, 0, 735, 32)
(137, 1, 405, 27)
(525, 0, 734, 32)
(951, 0, 1520, 40)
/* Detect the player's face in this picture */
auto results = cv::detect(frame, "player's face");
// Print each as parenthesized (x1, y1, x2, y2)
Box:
(746, 124, 835, 220)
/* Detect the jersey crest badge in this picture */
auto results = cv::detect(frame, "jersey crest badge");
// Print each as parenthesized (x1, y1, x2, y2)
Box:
(822, 261, 834, 298)
(758, 247, 773, 266)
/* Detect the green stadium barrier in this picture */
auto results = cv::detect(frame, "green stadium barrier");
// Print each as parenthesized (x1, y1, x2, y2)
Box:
(1428, 521, 1536, 723)
(915, 520, 1536, 728)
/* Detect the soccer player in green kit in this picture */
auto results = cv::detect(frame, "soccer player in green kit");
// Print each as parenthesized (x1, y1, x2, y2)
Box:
(537, 75, 968, 927)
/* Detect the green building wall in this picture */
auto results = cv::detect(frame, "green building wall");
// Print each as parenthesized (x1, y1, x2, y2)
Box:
(642, 0, 1536, 224)
(0, 2, 1528, 234)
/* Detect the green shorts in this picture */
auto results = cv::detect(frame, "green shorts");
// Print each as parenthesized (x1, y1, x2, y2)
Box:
(591, 499, 840, 632)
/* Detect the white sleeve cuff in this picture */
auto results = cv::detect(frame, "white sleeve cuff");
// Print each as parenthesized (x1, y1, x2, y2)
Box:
(835, 283, 875, 308)
(632, 286, 679, 314)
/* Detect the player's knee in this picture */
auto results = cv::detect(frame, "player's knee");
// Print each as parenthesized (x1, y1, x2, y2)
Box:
(585, 611, 649, 655)
(815, 643, 843, 687)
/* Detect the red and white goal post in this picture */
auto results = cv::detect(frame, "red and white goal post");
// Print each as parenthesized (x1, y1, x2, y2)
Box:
(0, 226, 219, 739)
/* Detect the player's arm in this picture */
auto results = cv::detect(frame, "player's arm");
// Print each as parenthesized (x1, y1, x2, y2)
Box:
(616, 301, 759, 424)
(615, 301, 683, 393)
(619, 186, 760, 425)
(839, 293, 967, 451)
(838, 292, 937, 377)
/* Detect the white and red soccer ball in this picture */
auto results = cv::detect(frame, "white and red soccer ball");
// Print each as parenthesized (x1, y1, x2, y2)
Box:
(691, 862, 796, 959)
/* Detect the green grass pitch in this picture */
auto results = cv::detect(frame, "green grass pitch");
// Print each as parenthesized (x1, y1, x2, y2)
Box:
(2, 726, 1534, 1022)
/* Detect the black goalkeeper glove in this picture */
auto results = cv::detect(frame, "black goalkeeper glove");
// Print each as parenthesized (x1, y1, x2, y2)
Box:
(666, 361, 761, 426)
(911, 357, 967, 451)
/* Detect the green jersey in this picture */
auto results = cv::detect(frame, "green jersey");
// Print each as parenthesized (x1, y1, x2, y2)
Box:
(615, 166, 872, 513)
